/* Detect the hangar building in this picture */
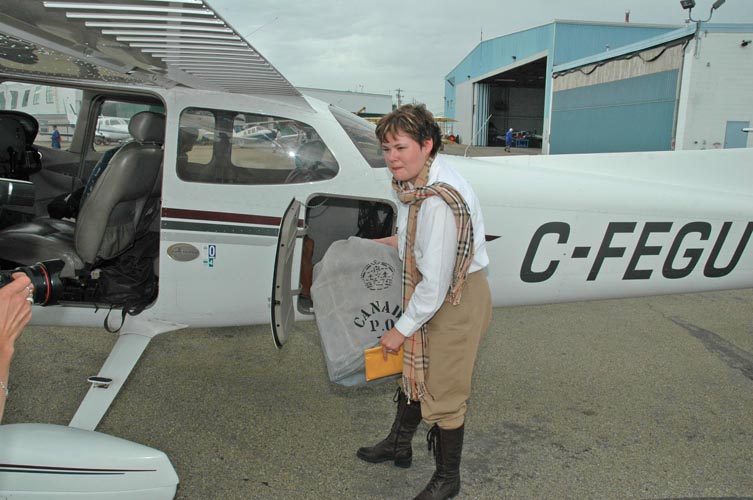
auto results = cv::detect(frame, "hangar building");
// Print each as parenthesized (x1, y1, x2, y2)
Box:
(444, 20, 753, 154)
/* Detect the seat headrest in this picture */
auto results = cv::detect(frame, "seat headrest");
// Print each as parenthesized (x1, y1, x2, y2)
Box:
(0, 111, 38, 164)
(128, 111, 166, 144)
(0, 111, 39, 144)
(178, 127, 198, 154)
(294, 140, 327, 169)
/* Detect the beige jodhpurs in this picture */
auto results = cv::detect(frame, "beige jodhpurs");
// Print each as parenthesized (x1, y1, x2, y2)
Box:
(419, 270, 492, 430)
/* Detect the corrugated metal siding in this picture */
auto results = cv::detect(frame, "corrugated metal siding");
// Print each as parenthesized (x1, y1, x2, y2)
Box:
(553, 23, 677, 65)
(454, 81, 474, 143)
(550, 70, 679, 154)
(444, 24, 553, 118)
(553, 43, 685, 92)
(444, 22, 677, 119)
(675, 31, 753, 150)
(474, 83, 491, 146)
(454, 25, 553, 80)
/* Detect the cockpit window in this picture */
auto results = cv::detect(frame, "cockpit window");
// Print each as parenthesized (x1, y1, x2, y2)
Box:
(178, 107, 339, 185)
(329, 105, 386, 169)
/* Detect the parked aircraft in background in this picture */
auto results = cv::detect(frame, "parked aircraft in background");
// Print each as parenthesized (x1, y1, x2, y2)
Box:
(94, 116, 131, 144)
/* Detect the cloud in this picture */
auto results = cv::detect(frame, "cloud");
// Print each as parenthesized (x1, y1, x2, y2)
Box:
(213, 0, 753, 112)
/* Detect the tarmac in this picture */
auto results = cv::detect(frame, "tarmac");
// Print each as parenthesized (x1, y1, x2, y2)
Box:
(6, 288, 753, 500)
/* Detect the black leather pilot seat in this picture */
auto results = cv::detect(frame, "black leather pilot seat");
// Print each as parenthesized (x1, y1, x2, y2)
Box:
(0, 111, 165, 278)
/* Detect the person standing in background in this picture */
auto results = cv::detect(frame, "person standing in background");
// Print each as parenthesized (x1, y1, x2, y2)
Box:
(51, 125, 61, 149)
(505, 127, 513, 153)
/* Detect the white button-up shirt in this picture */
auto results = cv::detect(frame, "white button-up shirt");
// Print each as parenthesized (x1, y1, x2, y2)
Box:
(394, 155, 489, 337)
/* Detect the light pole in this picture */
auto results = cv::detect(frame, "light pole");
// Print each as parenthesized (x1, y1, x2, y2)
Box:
(680, 0, 726, 23)
(681, 0, 726, 56)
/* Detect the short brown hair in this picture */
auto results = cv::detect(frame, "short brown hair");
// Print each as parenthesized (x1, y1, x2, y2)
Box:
(375, 104, 442, 156)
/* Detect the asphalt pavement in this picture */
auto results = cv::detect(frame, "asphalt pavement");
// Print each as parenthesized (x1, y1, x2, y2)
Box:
(5, 289, 753, 500)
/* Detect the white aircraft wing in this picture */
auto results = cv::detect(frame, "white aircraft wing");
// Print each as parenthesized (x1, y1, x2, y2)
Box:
(0, 0, 303, 100)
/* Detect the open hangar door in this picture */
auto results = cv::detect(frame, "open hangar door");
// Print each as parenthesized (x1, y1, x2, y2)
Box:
(474, 57, 546, 147)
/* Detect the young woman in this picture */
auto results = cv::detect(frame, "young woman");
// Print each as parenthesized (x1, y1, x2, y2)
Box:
(357, 104, 492, 499)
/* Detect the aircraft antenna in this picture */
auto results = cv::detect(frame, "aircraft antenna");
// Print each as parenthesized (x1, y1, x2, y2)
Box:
(243, 16, 279, 39)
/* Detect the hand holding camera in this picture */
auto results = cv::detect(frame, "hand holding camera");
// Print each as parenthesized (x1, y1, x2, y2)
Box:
(0, 260, 64, 306)
(0, 259, 64, 421)
(0, 273, 32, 359)
(0, 271, 33, 420)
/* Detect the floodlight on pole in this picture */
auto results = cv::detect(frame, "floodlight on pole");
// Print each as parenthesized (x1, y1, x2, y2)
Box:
(683, 0, 726, 23)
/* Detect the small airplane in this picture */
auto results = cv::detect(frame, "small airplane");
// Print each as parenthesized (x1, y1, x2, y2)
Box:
(95, 115, 131, 145)
(0, 1, 752, 498)
(232, 122, 273, 143)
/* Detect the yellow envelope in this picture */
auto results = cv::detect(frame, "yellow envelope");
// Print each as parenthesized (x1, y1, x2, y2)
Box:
(364, 345, 404, 381)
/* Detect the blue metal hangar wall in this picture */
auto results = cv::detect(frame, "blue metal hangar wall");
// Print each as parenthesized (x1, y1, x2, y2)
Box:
(444, 20, 680, 153)
(550, 26, 695, 155)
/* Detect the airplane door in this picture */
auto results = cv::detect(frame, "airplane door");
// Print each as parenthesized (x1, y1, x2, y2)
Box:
(271, 198, 302, 348)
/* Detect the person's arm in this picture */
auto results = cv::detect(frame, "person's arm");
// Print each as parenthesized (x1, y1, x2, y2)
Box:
(0, 274, 32, 422)
(379, 200, 456, 356)
(395, 199, 456, 337)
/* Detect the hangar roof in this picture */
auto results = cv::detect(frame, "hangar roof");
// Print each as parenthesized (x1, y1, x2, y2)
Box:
(445, 20, 681, 84)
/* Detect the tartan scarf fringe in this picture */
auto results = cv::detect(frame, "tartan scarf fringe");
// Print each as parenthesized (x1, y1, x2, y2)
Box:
(402, 375, 428, 403)
(392, 155, 475, 401)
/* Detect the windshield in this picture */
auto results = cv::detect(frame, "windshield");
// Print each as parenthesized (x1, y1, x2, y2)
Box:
(329, 105, 386, 169)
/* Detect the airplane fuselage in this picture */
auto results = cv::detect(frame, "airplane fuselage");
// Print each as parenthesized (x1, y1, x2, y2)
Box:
(27, 88, 753, 330)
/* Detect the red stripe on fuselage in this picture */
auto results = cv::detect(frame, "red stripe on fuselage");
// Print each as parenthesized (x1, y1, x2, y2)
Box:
(162, 208, 282, 226)
(163, 207, 496, 237)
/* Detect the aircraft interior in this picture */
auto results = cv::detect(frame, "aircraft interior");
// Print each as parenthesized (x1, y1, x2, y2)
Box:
(0, 87, 165, 314)
(0, 81, 396, 319)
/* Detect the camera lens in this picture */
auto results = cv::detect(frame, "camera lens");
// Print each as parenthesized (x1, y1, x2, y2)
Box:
(27, 260, 65, 306)
(25, 262, 52, 305)
(1, 260, 65, 306)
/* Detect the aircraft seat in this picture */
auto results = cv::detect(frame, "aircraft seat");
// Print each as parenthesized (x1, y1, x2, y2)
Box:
(0, 111, 166, 277)
(285, 140, 338, 183)
(174, 127, 205, 182)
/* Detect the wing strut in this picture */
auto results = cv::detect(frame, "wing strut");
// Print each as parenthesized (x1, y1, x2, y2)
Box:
(69, 317, 185, 431)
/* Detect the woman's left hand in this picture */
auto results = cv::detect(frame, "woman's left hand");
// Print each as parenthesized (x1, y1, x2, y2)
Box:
(379, 327, 407, 361)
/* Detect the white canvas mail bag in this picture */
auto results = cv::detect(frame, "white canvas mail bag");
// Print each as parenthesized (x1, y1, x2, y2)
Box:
(311, 236, 403, 386)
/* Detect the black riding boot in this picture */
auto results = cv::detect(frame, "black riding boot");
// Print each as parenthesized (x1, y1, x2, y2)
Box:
(357, 387, 422, 468)
(413, 424, 465, 500)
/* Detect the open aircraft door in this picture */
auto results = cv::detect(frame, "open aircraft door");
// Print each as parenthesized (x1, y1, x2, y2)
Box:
(271, 198, 303, 348)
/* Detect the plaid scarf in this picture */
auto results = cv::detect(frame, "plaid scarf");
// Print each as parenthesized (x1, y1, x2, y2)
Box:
(392, 155, 475, 401)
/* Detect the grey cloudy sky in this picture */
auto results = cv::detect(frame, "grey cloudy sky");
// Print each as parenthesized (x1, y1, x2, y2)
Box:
(212, 0, 753, 113)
